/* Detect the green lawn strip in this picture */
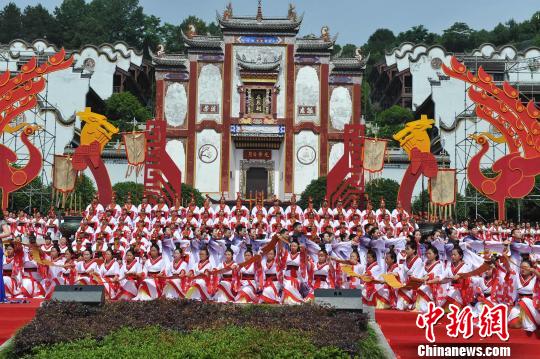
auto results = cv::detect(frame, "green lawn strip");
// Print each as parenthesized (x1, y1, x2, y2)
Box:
(25, 326, 353, 359)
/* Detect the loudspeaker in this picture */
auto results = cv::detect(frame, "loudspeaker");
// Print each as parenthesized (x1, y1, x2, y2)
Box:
(314, 289, 363, 311)
(51, 285, 105, 306)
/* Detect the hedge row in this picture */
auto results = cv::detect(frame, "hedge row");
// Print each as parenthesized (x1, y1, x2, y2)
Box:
(9, 300, 369, 358)
(25, 326, 354, 359)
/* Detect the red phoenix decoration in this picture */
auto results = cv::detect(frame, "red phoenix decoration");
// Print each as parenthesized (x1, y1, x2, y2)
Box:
(443, 56, 540, 220)
(0, 50, 74, 209)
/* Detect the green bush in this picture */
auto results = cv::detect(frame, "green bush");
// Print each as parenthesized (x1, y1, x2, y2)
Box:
(26, 326, 350, 359)
(182, 183, 205, 207)
(10, 300, 368, 357)
(298, 176, 327, 208)
(365, 178, 400, 211)
(112, 181, 144, 205)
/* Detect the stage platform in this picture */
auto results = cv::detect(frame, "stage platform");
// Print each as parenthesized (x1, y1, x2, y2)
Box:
(376, 309, 540, 359)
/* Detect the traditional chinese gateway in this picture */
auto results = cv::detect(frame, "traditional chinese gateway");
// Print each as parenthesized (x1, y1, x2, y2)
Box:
(150, 3, 367, 200)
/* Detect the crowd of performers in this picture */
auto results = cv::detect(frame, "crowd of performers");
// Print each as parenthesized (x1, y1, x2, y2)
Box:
(1, 193, 540, 333)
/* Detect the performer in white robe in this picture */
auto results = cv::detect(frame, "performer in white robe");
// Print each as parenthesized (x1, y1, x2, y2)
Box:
(260, 249, 281, 304)
(185, 248, 214, 301)
(281, 240, 308, 304)
(74, 249, 99, 285)
(2, 243, 20, 299)
(235, 250, 262, 303)
(163, 247, 189, 299)
(416, 246, 446, 313)
(42, 246, 66, 299)
(395, 242, 424, 311)
(212, 249, 238, 303)
(305, 250, 335, 302)
(99, 249, 121, 300)
(362, 249, 384, 306)
(508, 259, 540, 332)
(440, 247, 473, 310)
(136, 244, 166, 300)
(375, 250, 400, 309)
(117, 250, 143, 300)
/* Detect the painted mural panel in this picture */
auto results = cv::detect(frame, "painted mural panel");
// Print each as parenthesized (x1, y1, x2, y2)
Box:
(329, 86, 352, 130)
(164, 82, 187, 127)
(197, 64, 222, 123)
(295, 66, 319, 124)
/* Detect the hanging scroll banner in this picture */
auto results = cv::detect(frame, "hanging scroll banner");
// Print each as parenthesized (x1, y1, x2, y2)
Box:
(52, 155, 77, 208)
(429, 168, 456, 220)
(362, 138, 388, 182)
(123, 131, 146, 177)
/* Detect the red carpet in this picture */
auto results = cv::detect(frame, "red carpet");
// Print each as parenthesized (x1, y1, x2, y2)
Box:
(0, 300, 42, 345)
(376, 310, 539, 359)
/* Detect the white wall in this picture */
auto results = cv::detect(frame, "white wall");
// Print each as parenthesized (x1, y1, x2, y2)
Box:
(195, 129, 221, 193)
(294, 130, 319, 194)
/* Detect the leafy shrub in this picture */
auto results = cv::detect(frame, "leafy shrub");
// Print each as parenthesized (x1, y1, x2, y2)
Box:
(298, 176, 327, 208)
(365, 178, 400, 210)
(26, 326, 352, 359)
(9, 300, 368, 358)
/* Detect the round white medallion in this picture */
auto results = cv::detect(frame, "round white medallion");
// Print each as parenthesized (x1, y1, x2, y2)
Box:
(198, 144, 218, 164)
(296, 145, 316, 165)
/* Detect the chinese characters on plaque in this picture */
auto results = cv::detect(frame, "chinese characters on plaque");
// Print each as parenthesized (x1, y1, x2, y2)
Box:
(199, 104, 220, 114)
(244, 150, 272, 161)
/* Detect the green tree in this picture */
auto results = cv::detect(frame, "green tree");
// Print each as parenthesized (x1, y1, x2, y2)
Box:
(9, 177, 50, 213)
(0, 3, 23, 44)
(21, 5, 59, 43)
(396, 25, 438, 45)
(412, 189, 429, 216)
(181, 183, 204, 207)
(73, 173, 97, 208)
(377, 105, 414, 125)
(86, 0, 145, 47)
(112, 181, 144, 205)
(158, 23, 184, 53)
(142, 14, 162, 54)
(362, 28, 396, 64)
(440, 22, 474, 52)
(298, 176, 327, 209)
(341, 44, 358, 58)
(104, 91, 152, 134)
(367, 105, 413, 145)
(53, 0, 90, 48)
(365, 178, 400, 211)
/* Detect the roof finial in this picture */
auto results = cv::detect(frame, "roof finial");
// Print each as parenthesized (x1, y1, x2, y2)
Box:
(257, 0, 263, 22)
(224, 2, 233, 19)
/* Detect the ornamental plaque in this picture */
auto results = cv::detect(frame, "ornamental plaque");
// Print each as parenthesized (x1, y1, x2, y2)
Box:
(431, 57, 443, 70)
(244, 150, 272, 160)
(198, 144, 218, 164)
(296, 145, 316, 165)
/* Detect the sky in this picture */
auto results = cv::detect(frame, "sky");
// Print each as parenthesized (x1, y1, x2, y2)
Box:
(3, 0, 539, 45)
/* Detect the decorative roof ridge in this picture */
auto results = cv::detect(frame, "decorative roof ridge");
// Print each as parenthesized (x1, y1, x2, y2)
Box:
(148, 47, 188, 66)
(331, 52, 369, 71)
(216, 10, 304, 30)
(180, 30, 223, 49)
(236, 53, 282, 71)
(6, 38, 143, 63)
(387, 42, 540, 65)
